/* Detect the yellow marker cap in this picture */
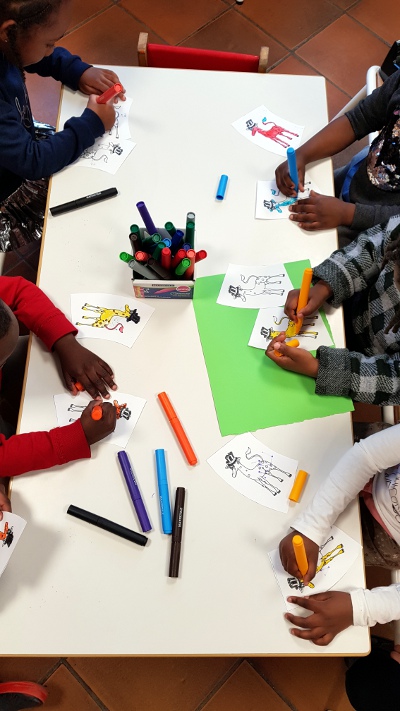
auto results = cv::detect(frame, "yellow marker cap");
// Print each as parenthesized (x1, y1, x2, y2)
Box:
(292, 534, 308, 577)
(288, 469, 308, 502)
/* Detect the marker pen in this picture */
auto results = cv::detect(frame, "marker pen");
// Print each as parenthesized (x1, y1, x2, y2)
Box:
(50, 187, 118, 216)
(195, 250, 207, 263)
(216, 174, 228, 200)
(185, 249, 196, 279)
(134, 250, 150, 263)
(165, 221, 176, 237)
(186, 211, 195, 226)
(151, 241, 167, 261)
(171, 248, 186, 269)
(162, 238, 172, 248)
(120, 254, 159, 280)
(158, 392, 197, 466)
(170, 230, 184, 254)
(289, 469, 308, 503)
(294, 267, 313, 335)
(96, 82, 123, 104)
(155, 449, 172, 534)
(175, 257, 191, 276)
(91, 405, 103, 421)
(147, 257, 172, 280)
(292, 534, 308, 577)
(169, 487, 186, 577)
(286, 147, 299, 194)
(67, 505, 148, 546)
(117, 451, 152, 532)
(136, 201, 157, 236)
(160, 247, 172, 271)
(185, 220, 195, 248)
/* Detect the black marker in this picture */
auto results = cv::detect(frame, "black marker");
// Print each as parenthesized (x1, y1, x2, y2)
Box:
(50, 187, 118, 216)
(67, 504, 148, 546)
(169, 487, 186, 578)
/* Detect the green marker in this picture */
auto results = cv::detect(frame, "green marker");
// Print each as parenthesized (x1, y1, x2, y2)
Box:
(165, 221, 176, 237)
(185, 220, 195, 248)
(119, 251, 134, 263)
(152, 241, 167, 261)
(175, 257, 191, 276)
(130, 224, 140, 235)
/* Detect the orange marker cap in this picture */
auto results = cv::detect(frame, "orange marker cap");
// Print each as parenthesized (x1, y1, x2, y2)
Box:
(288, 469, 308, 502)
(91, 405, 103, 421)
(75, 381, 84, 392)
(292, 534, 308, 577)
(295, 267, 313, 335)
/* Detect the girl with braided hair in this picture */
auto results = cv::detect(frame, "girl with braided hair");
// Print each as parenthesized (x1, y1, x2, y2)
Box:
(0, 0, 125, 251)
(266, 215, 400, 406)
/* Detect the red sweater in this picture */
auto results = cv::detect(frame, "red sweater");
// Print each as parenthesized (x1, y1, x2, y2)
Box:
(0, 276, 90, 477)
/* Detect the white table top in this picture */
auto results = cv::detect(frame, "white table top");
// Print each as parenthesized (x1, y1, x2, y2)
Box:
(6, 67, 368, 655)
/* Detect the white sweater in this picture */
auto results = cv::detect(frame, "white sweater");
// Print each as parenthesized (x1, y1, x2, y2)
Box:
(291, 424, 400, 627)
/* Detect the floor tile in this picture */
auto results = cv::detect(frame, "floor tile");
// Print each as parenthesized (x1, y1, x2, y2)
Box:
(330, 0, 360, 8)
(2, 259, 38, 283)
(349, 0, 400, 44)
(238, 0, 342, 50)
(296, 16, 389, 97)
(352, 401, 383, 423)
(201, 661, 290, 711)
(68, 657, 238, 711)
(181, 11, 288, 68)
(42, 665, 102, 711)
(68, 0, 114, 31)
(366, 566, 394, 640)
(251, 657, 354, 711)
(60, 6, 153, 66)
(25, 75, 61, 128)
(0, 658, 57, 683)
(120, 0, 228, 45)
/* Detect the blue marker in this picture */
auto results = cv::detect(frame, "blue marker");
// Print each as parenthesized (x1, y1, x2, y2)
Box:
(216, 174, 228, 201)
(286, 147, 299, 194)
(155, 449, 172, 534)
(170, 229, 184, 254)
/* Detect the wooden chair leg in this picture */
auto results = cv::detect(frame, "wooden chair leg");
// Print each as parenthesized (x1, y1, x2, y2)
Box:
(137, 32, 148, 67)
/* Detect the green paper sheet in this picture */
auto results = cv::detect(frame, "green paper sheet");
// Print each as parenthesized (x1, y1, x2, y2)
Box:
(193, 259, 353, 435)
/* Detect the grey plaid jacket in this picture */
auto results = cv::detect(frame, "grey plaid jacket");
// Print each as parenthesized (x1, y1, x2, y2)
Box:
(313, 215, 400, 405)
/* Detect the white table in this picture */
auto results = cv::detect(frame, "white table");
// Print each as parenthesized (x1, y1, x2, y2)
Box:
(5, 67, 368, 655)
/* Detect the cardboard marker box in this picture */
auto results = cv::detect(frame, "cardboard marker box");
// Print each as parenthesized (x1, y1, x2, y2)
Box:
(131, 227, 195, 300)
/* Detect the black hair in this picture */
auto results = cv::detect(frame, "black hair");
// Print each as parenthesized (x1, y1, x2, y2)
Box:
(1, 1, 63, 73)
(382, 227, 400, 333)
(0, 301, 12, 340)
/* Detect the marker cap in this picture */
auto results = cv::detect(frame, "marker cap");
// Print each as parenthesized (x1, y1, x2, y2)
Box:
(216, 174, 228, 200)
(289, 469, 308, 502)
(91, 405, 103, 421)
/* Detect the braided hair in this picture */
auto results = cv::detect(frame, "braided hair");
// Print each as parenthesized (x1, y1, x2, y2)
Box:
(0, 1, 62, 73)
(382, 227, 400, 333)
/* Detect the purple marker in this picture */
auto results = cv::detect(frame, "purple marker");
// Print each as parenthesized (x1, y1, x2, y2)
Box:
(136, 201, 157, 236)
(117, 451, 152, 532)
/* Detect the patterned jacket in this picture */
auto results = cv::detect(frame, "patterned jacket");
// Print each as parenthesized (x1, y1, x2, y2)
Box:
(314, 215, 400, 405)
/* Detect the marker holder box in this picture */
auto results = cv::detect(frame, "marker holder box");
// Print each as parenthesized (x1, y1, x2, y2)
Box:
(131, 227, 195, 300)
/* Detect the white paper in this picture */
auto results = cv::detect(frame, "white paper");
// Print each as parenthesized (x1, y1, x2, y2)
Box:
(107, 96, 133, 141)
(0, 512, 26, 577)
(217, 263, 292, 308)
(54, 391, 146, 449)
(232, 105, 304, 156)
(248, 306, 333, 351)
(77, 137, 135, 175)
(70, 293, 154, 347)
(268, 525, 362, 611)
(207, 432, 298, 513)
(255, 178, 318, 220)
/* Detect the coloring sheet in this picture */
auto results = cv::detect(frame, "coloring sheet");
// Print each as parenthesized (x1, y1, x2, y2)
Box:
(268, 525, 362, 611)
(217, 263, 292, 309)
(255, 178, 320, 220)
(70, 293, 154, 347)
(232, 105, 304, 156)
(54, 391, 146, 449)
(248, 306, 334, 351)
(107, 96, 133, 141)
(207, 432, 298, 513)
(0, 512, 26, 577)
(76, 137, 136, 175)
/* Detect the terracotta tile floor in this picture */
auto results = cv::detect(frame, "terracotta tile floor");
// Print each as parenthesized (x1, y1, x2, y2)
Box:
(2, 0, 397, 708)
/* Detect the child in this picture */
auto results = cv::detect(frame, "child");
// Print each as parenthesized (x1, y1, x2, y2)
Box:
(265, 215, 400, 406)
(275, 69, 400, 239)
(0, 0, 125, 251)
(0, 274, 117, 476)
(278, 425, 400, 708)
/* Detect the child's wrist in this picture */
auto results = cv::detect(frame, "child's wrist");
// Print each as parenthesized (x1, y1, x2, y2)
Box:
(341, 201, 356, 227)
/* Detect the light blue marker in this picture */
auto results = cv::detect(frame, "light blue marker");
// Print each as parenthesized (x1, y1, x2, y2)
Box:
(155, 449, 172, 534)
(216, 174, 228, 200)
(286, 147, 299, 194)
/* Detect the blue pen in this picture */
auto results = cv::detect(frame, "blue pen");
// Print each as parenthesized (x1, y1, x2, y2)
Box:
(286, 147, 299, 194)
(117, 451, 152, 532)
(155, 449, 172, 534)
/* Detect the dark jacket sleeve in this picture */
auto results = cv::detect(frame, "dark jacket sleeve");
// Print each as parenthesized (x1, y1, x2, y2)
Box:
(345, 70, 400, 139)
(25, 47, 91, 91)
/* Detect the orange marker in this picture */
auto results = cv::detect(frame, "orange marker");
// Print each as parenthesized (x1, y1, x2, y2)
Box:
(96, 82, 123, 104)
(75, 381, 85, 392)
(158, 392, 197, 466)
(274, 337, 300, 357)
(91, 405, 103, 421)
(294, 267, 313, 335)
(292, 534, 308, 578)
(289, 469, 308, 502)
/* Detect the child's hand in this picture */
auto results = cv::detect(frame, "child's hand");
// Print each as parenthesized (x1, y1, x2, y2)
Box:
(86, 94, 116, 132)
(0, 483, 11, 522)
(285, 282, 333, 323)
(80, 401, 117, 446)
(265, 334, 319, 378)
(391, 644, 400, 663)
(53, 334, 117, 400)
(79, 68, 126, 101)
(275, 158, 306, 196)
(279, 530, 319, 586)
(284, 591, 353, 645)
(289, 191, 356, 230)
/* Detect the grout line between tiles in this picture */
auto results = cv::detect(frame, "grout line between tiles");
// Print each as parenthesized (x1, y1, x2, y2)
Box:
(37, 657, 64, 685)
(246, 659, 299, 711)
(60, 659, 112, 711)
(192, 657, 244, 711)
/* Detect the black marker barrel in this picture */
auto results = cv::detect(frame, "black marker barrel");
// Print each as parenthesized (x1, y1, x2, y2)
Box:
(67, 505, 148, 546)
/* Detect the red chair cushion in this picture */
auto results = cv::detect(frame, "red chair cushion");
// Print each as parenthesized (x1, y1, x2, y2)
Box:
(146, 44, 259, 72)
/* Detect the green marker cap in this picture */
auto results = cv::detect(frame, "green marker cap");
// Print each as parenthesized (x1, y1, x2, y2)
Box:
(130, 224, 140, 234)
(119, 251, 133, 262)
(175, 257, 191, 276)
(165, 221, 176, 237)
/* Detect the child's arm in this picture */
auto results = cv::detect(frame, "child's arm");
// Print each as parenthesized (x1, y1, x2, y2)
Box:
(0, 401, 116, 478)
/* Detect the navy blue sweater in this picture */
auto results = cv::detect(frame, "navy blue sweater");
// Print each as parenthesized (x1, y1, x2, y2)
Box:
(0, 47, 105, 202)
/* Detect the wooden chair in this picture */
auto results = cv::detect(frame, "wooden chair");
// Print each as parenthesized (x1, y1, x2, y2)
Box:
(137, 32, 269, 73)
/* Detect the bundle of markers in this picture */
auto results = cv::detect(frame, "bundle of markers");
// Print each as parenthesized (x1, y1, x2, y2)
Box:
(119, 201, 207, 281)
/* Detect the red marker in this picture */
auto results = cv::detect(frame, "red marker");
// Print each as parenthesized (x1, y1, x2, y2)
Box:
(91, 405, 103, 421)
(96, 83, 123, 104)
(185, 249, 196, 279)
(161, 247, 172, 271)
(195, 250, 207, 263)
(134, 251, 150, 263)
(171, 248, 186, 269)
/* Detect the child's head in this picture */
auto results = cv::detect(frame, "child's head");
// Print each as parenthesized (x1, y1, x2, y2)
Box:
(0, 0, 72, 70)
(0, 301, 19, 369)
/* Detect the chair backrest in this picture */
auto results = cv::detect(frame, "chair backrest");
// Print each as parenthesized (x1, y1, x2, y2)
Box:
(137, 33, 269, 74)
